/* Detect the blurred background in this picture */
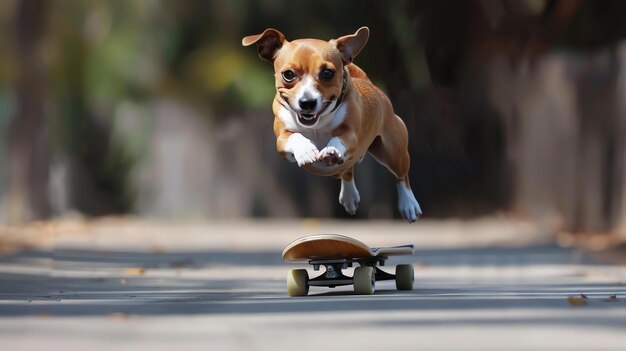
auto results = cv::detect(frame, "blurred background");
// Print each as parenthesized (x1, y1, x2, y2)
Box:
(0, 0, 625, 240)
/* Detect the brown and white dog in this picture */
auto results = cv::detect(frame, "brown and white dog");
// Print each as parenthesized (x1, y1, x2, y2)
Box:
(242, 27, 422, 222)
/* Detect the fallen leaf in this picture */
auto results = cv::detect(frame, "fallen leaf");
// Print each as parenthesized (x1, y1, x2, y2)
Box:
(108, 312, 131, 320)
(37, 311, 51, 317)
(151, 246, 166, 254)
(123, 267, 146, 276)
(568, 296, 588, 306)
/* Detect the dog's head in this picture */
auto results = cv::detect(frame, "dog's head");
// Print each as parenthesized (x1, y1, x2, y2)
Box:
(242, 27, 369, 128)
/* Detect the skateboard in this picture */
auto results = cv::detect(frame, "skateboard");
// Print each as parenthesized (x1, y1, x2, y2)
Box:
(282, 234, 415, 296)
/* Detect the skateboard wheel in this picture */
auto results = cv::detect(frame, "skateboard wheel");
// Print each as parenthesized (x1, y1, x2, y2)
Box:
(287, 269, 309, 297)
(353, 266, 375, 295)
(395, 264, 414, 290)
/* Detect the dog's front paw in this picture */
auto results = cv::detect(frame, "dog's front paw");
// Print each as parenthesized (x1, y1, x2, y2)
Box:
(291, 140, 319, 167)
(318, 146, 344, 166)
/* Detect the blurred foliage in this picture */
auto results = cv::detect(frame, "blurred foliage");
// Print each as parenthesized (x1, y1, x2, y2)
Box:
(1, 0, 626, 227)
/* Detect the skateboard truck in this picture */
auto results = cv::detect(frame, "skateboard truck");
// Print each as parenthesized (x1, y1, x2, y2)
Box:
(308, 260, 353, 288)
(306, 256, 397, 289)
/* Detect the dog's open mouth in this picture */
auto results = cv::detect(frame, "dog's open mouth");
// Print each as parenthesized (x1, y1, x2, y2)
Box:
(297, 101, 332, 126)
(297, 113, 319, 126)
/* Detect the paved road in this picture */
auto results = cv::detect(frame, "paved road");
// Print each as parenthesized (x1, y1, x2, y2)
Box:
(0, 218, 625, 350)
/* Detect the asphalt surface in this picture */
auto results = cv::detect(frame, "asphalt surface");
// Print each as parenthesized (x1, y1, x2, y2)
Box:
(0, 218, 625, 350)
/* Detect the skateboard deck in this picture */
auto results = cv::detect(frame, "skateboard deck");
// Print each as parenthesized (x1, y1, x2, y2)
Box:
(282, 234, 415, 297)
(282, 234, 414, 262)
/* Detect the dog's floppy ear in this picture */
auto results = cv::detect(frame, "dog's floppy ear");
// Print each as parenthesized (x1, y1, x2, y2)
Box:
(330, 27, 369, 65)
(242, 28, 286, 63)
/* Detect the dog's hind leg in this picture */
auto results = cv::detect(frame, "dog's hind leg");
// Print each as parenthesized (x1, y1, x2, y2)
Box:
(368, 114, 422, 222)
(338, 168, 360, 216)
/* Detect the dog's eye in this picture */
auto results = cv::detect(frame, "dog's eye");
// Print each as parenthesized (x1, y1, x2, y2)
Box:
(282, 70, 296, 82)
(319, 68, 335, 81)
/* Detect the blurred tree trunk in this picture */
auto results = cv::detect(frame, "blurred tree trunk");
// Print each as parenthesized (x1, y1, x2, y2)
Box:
(8, 0, 51, 222)
(615, 45, 626, 240)
(470, 0, 626, 239)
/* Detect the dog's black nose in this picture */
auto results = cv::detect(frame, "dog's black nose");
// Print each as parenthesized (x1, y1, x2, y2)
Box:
(298, 98, 317, 112)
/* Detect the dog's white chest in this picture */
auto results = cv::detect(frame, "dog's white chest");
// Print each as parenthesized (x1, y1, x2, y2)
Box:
(300, 129, 333, 150)
(277, 104, 346, 150)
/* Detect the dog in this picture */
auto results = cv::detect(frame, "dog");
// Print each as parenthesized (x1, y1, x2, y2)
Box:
(242, 27, 422, 222)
